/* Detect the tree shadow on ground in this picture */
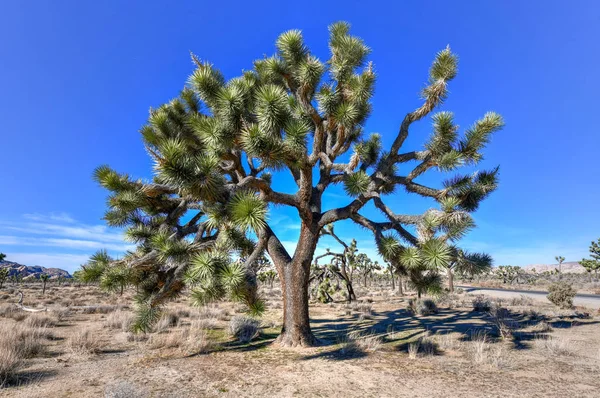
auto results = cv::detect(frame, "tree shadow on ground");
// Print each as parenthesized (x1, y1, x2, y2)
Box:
(2, 369, 58, 389)
(300, 304, 600, 360)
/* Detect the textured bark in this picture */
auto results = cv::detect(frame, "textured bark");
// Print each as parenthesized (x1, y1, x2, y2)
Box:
(273, 225, 319, 347)
(447, 268, 454, 293)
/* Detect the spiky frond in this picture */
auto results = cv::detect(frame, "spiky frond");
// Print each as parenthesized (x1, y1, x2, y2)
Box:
(228, 191, 267, 233)
(343, 170, 371, 197)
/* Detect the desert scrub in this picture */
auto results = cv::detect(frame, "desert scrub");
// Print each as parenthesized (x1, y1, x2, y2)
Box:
(409, 298, 438, 315)
(105, 310, 134, 332)
(229, 316, 260, 343)
(0, 323, 49, 385)
(340, 331, 382, 355)
(547, 282, 576, 309)
(472, 295, 492, 312)
(153, 312, 180, 333)
(24, 313, 57, 328)
(68, 328, 101, 356)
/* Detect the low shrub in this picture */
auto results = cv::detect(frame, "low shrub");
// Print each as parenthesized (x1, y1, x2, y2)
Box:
(547, 282, 576, 309)
(68, 328, 101, 356)
(341, 331, 382, 355)
(472, 295, 492, 312)
(0, 323, 48, 385)
(229, 316, 260, 343)
(105, 310, 134, 332)
(409, 299, 438, 315)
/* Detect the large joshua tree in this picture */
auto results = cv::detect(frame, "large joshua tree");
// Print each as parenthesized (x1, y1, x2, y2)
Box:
(93, 22, 502, 346)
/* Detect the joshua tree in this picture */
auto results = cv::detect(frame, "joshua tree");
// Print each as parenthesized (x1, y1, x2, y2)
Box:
(555, 255, 565, 280)
(580, 238, 600, 281)
(40, 273, 50, 295)
(444, 249, 493, 292)
(0, 267, 9, 289)
(258, 269, 277, 288)
(312, 224, 357, 301)
(80, 250, 135, 296)
(91, 22, 501, 346)
(495, 265, 521, 284)
(0, 253, 6, 262)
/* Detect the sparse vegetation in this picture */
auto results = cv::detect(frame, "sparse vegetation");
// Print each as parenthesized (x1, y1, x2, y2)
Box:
(229, 316, 260, 343)
(547, 282, 577, 309)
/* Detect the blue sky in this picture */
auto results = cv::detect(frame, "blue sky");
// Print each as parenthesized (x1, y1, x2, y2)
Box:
(1, 1, 598, 273)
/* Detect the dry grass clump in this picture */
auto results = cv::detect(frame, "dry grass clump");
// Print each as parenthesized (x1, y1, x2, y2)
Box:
(510, 295, 534, 306)
(349, 302, 373, 316)
(340, 331, 382, 355)
(435, 293, 460, 309)
(105, 310, 135, 332)
(433, 331, 462, 351)
(153, 312, 180, 333)
(468, 331, 511, 369)
(0, 323, 49, 385)
(81, 305, 119, 314)
(472, 295, 492, 312)
(489, 307, 516, 339)
(0, 304, 27, 322)
(534, 334, 573, 356)
(195, 305, 229, 321)
(407, 335, 438, 359)
(531, 320, 553, 333)
(67, 328, 102, 356)
(229, 316, 260, 343)
(24, 313, 57, 328)
(148, 321, 210, 353)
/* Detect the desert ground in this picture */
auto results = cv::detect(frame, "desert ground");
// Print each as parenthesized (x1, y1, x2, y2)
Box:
(1, 283, 600, 397)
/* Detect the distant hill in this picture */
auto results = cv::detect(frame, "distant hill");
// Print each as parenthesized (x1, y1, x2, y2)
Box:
(521, 261, 584, 274)
(0, 260, 72, 280)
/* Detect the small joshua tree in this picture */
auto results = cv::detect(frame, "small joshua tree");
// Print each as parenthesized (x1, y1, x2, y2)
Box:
(258, 269, 277, 288)
(580, 239, 600, 281)
(555, 255, 565, 280)
(495, 265, 521, 284)
(0, 253, 6, 262)
(444, 249, 492, 292)
(40, 273, 50, 295)
(80, 250, 134, 296)
(0, 267, 9, 289)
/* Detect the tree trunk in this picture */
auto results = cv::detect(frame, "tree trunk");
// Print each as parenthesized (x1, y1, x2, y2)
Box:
(390, 273, 395, 290)
(447, 268, 454, 293)
(42, 281, 46, 295)
(273, 225, 318, 347)
(398, 276, 404, 296)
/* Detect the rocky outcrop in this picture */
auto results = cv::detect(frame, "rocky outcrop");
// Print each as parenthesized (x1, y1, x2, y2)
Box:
(0, 260, 72, 279)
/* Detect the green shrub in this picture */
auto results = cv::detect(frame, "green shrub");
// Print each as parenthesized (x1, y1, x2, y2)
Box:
(547, 282, 576, 309)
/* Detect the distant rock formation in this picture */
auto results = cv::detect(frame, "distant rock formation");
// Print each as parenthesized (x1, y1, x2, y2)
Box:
(0, 260, 72, 279)
(521, 261, 584, 274)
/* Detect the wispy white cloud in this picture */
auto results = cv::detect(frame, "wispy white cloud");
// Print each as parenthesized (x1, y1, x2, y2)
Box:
(0, 235, 134, 252)
(0, 213, 130, 272)
(23, 212, 76, 223)
(6, 253, 91, 273)
(2, 222, 125, 243)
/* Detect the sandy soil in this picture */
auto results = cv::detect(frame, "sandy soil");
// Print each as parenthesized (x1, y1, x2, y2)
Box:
(1, 284, 599, 397)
